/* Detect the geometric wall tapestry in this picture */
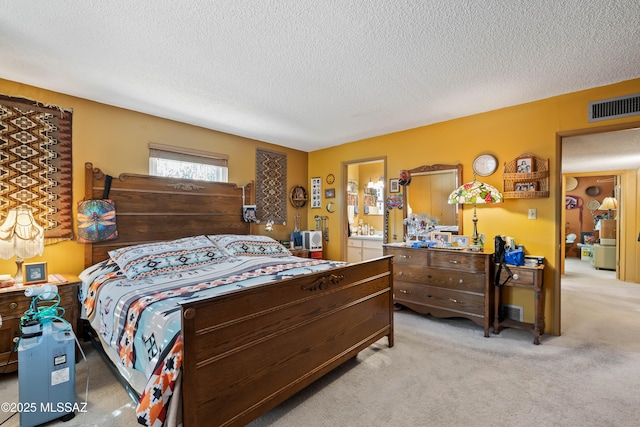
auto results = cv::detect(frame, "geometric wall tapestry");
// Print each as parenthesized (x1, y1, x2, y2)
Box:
(0, 94, 73, 244)
(255, 148, 287, 225)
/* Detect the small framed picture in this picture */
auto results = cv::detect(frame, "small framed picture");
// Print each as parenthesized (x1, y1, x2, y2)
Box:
(324, 188, 335, 198)
(311, 177, 322, 209)
(431, 232, 452, 245)
(515, 182, 538, 191)
(242, 205, 257, 222)
(23, 262, 48, 285)
(516, 156, 535, 173)
(453, 235, 470, 248)
(347, 179, 358, 194)
(389, 178, 400, 193)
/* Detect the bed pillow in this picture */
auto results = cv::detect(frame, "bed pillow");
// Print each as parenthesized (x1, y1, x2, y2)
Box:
(108, 235, 230, 280)
(209, 234, 292, 258)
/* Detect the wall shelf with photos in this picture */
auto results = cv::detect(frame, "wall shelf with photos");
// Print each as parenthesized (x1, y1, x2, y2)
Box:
(502, 152, 549, 199)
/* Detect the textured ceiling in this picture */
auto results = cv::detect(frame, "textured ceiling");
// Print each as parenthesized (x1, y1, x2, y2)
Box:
(1, 0, 640, 157)
(563, 128, 640, 173)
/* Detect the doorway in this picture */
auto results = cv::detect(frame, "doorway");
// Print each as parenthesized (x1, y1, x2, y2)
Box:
(562, 173, 618, 272)
(341, 157, 386, 261)
(556, 121, 640, 334)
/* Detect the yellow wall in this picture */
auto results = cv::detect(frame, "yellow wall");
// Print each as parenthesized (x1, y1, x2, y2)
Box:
(309, 78, 640, 335)
(3, 76, 639, 336)
(0, 78, 309, 276)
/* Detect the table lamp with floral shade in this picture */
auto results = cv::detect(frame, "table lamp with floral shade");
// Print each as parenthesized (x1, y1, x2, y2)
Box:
(448, 177, 503, 246)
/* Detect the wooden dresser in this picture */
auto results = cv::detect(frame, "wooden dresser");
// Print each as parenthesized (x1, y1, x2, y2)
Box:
(0, 275, 80, 373)
(383, 245, 494, 336)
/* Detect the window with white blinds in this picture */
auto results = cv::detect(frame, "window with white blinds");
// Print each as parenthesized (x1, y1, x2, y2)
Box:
(149, 142, 229, 182)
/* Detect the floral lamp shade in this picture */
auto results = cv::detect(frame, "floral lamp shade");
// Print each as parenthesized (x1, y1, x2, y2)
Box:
(448, 180, 504, 205)
(448, 179, 503, 246)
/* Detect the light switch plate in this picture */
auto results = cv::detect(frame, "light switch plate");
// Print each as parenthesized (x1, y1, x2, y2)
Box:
(528, 208, 537, 220)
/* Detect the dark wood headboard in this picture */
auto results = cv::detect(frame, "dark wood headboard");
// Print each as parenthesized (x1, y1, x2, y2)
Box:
(84, 162, 253, 267)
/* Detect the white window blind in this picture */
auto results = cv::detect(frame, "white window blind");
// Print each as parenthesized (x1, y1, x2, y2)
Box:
(149, 142, 229, 182)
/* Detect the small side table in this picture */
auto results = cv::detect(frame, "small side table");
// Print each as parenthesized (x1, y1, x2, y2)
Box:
(290, 249, 310, 258)
(0, 274, 80, 373)
(493, 264, 545, 344)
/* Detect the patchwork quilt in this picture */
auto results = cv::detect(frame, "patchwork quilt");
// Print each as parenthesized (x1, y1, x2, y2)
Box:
(80, 253, 343, 427)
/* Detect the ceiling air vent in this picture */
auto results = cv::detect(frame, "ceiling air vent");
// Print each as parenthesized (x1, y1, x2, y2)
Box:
(589, 93, 640, 122)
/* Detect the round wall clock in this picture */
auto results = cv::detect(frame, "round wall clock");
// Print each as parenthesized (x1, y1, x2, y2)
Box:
(472, 154, 498, 176)
(326, 174, 335, 184)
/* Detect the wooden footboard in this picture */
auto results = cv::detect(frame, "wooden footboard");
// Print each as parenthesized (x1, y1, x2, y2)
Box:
(181, 256, 394, 427)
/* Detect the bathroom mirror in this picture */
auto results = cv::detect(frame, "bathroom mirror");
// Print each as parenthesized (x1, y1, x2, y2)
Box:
(403, 164, 463, 234)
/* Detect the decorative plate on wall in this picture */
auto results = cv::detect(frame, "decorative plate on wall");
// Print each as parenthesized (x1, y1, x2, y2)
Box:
(587, 199, 601, 211)
(586, 186, 600, 196)
(565, 176, 578, 191)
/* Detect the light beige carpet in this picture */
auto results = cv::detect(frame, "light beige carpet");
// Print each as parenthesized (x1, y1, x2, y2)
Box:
(1, 258, 638, 427)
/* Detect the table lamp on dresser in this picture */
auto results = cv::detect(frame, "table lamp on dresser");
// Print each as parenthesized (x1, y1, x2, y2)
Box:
(0, 206, 45, 284)
(448, 177, 503, 246)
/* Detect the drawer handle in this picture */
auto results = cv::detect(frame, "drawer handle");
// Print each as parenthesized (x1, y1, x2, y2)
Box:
(458, 279, 464, 285)
(449, 298, 460, 303)
(398, 271, 403, 276)
(9, 302, 17, 310)
(449, 260, 459, 264)
(330, 274, 345, 284)
(399, 255, 410, 259)
(513, 274, 519, 280)
(399, 289, 410, 294)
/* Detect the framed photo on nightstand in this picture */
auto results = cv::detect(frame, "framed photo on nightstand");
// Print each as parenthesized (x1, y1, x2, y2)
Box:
(23, 262, 48, 285)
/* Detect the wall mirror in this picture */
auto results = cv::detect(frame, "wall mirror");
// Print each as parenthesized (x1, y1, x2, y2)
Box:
(402, 164, 463, 235)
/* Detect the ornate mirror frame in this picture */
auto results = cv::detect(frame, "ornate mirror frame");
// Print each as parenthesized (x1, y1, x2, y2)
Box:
(402, 163, 463, 235)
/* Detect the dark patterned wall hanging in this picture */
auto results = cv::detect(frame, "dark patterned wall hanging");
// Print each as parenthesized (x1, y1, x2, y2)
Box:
(255, 148, 287, 224)
(0, 95, 73, 244)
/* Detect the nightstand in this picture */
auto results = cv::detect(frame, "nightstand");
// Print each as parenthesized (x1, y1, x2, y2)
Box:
(0, 274, 80, 373)
(493, 264, 545, 344)
(290, 249, 310, 258)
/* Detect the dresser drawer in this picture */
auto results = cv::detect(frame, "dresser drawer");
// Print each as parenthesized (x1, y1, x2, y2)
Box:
(0, 316, 20, 366)
(395, 281, 485, 316)
(384, 247, 429, 266)
(422, 269, 485, 293)
(497, 267, 534, 286)
(0, 293, 31, 316)
(395, 265, 485, 293)
(429, 251, 488, 272)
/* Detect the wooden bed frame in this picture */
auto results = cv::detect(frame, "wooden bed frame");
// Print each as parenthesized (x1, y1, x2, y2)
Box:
(83, 162, 394, 427)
